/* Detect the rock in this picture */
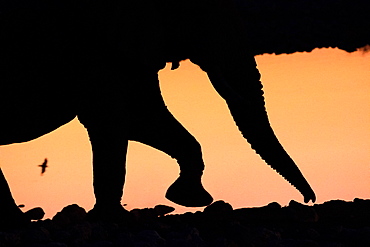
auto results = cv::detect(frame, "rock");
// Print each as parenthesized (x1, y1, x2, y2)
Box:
(90, 222, 118, 242)
(3, 200, 370, 246)
(154, 205, 175, 216)
(340, 227, 370, 246)
(25, 207, 45, 221)
(134, 230, 166, 247)
(204, 200, 233, 214)
(21, 226, 51, 244)
(279, 239, 320, 247)
(208, 237, 229, 247)
(267, 201, 282, 209)
(285, 200, 319, 223)
(70, 222, 92, 241)
(89, 240, 114, 247)
(130, 208, 158, 222)
(52, 204, 87, 227)
(130, 205, 175, 221)
(166, 227, 207, 247)
(221, 222, 253, 247)
(115, 231, 134, 246)
(0, 231, 21, 246)
(51, 230, 72, 244)
(233, 202, 284, 224)
(44, 242, 68, 247)
(352, 198, 370, 227)
(251, 227, 281, 247)
(304, 228, 320, 240)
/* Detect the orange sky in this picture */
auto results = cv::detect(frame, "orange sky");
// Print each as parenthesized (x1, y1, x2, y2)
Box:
(0, 48, 369, 219)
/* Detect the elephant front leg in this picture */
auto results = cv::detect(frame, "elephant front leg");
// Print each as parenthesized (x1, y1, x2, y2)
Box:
(83, 124, 130, 221)
(0, 168, 29, 229)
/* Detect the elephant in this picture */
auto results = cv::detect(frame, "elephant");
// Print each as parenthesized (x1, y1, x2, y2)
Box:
(0, 0, 215, 226)
(3, 0, 367, 226)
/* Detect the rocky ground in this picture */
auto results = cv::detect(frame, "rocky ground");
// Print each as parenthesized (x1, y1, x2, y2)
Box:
(1, 198, 370, 247)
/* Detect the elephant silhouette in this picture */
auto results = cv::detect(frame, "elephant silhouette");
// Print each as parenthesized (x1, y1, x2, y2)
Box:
(1, 0, 368, 226)
(0, 0, 214, 226)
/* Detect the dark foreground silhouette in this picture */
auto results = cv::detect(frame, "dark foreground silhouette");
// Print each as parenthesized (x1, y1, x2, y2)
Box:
(1, 0, 369, 228)
(1, 199, 370, 246)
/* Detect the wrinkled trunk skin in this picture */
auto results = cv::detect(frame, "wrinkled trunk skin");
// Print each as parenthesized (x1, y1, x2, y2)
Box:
(206, 62, 316, 203)
(187, 0, 315, 203)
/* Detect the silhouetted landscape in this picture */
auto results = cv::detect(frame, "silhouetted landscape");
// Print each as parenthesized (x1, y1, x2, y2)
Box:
(1, 0, 369, 245)
(1, 199, 370, 246)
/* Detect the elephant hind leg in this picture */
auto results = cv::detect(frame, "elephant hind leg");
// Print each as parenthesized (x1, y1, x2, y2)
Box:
(129, 113, 213, 207)
(127, 76, 213, 207)
(130, 113, 213, 207)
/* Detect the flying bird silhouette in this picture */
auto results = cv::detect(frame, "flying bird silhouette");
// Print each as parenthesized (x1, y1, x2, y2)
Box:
(39, 158, 48, 175)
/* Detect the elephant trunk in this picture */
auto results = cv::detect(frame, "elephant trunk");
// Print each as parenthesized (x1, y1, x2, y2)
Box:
(229, 98, 316, 203)
(205, 58, 316, 203)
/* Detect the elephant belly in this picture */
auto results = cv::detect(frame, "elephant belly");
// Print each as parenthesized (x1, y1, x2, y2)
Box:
(0, 84, 77, 146)
(0, 0, 85, 145)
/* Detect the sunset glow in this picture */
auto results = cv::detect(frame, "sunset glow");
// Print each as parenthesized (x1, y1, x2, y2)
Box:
(0, 48, 369, 219)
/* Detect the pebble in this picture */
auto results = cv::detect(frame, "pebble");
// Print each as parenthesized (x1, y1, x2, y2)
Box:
(1, 199, 370, 246)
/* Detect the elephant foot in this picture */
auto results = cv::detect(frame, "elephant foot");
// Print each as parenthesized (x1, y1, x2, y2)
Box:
(87, 203, 133, 223)
(165, 173, 213, 207)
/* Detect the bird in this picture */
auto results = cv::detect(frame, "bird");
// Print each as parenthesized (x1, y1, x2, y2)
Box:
(39, 158, 48, 175)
